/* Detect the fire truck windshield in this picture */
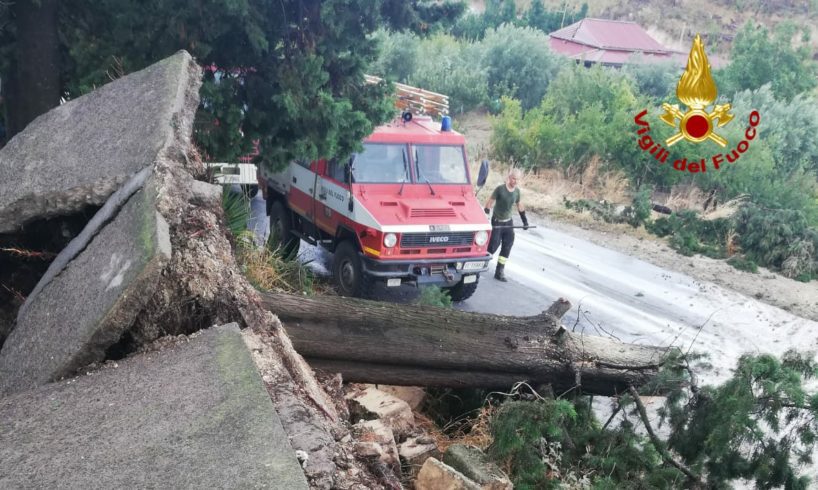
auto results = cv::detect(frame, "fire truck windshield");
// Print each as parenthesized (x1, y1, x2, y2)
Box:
(413, 145, 468, 184)
(350, 143, 409, 183)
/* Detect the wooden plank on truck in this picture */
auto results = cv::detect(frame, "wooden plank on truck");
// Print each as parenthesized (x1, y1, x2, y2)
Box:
(364, 74, 449, 118)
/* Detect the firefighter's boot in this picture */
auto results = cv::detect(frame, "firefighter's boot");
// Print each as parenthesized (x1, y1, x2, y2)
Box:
(494, 263, 508, 282)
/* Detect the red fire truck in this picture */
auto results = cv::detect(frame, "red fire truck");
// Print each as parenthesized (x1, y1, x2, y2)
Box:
(257, 81, 491, 300)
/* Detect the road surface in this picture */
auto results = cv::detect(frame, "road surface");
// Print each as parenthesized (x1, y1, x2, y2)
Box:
(247, 191, 818, 385)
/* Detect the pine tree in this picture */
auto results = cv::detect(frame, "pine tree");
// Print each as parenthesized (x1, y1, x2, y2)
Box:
(0, 0, 465, 168)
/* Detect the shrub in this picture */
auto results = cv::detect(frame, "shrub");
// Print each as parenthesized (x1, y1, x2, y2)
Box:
(727, 255, 759, 273)
(370, 29, 418, 83)
(410, 33, 489, 113)
(734, 203, 818, 278)
(236, 231, 317, 294)
(645, 210, 731, 259)
(221, 187, 250, 238)
(416, 285, 452, 308)
(481, 25, 564, 111)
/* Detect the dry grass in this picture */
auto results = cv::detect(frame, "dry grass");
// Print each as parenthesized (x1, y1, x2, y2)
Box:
(415, 405, 497, 453)
(725, 228, 740, 257)
(235, 232, 328, 294)
(472, 156, 632, 217)
(663, 185, 705, 211)
(705, 194, 750, 220)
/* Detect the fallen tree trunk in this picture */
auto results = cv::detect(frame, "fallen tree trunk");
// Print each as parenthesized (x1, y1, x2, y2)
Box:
(261, 292, 674, 396)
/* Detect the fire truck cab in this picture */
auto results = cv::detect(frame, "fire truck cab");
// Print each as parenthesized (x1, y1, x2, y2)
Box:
(258, 84, 491, 301)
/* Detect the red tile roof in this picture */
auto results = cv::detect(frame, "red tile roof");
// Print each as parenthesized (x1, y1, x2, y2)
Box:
(549, 18, 686, 67)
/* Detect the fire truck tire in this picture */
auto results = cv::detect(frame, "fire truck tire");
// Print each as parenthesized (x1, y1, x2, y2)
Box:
(268, 201, 300, 259)
(333, 241, 375, 298)
(444, 277, 479, 302)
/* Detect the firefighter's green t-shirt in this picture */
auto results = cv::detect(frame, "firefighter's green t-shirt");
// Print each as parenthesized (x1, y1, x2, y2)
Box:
(490, 185, 520, 221)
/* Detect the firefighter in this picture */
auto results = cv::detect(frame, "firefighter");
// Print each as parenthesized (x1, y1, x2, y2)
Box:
(483, 168, 528, 282)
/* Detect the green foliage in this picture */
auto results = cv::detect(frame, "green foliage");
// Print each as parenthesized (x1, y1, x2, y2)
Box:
(480, 351, 818, 488)
(408, 33, 489, 113)
(717, 21, 818, 101)
(734, 203, 818, 278)
(645, 210, 731, 258)
(731, 86, 818, 178)
(3, 0, 464, 167)
(489, 399, 578, 489)
(488, 396, 686, 488)
(622, 59, 680, 100)
(628, 187, 653, 228)
(369, 29, 418, 83)
(563, 188, 651, 229)
(491, 65, 648, 179)
(482, 25, 564, 111)
(221, 187, 250, 238)
(450, 0, 588, 39)
(664, 351, 818, 489)
(416, 285, 453, 308)
(374, 24, 563, 114)
(727, 255, 759, 273)
(236, 231, 317, 295)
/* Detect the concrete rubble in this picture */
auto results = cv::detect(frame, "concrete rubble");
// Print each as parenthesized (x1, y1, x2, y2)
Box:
(443, 444, 513, 490)
(353, 419, 401, 471)
(416, 457, 482, 490)
(0, 44, 503, 490)
(0, 51, 351, 489)
(347, 384, 416, 438)
(399, 436, 440, 479)
(375, 384, 427, 411)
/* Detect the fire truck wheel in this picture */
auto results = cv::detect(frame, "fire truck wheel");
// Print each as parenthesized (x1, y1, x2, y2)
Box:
(444, 277, 479, 302)
(333, 241, 375, 298)
(268, 201, 300, 259)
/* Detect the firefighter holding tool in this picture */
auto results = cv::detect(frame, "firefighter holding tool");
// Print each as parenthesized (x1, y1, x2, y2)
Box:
(483, 168, 528, 282)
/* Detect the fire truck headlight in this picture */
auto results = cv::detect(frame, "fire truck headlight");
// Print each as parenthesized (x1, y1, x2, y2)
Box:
(384, 233, 398, 248)
(475, 230, 488, 246)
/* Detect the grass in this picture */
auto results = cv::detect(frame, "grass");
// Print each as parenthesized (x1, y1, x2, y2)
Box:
(234, 231, 328, 295)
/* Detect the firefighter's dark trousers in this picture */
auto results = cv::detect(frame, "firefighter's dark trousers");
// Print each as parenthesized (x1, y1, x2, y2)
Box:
(488, 218, 515, 265)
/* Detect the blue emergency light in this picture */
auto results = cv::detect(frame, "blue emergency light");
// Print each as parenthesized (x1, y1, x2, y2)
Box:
(441, 115, 452, 132)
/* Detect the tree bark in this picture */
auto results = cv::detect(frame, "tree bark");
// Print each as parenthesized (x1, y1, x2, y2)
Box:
(6, 0, 61, 137)
(260, 292, 674, 396)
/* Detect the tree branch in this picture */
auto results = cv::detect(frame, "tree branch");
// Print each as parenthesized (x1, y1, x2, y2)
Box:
(628, 385, 705, 488)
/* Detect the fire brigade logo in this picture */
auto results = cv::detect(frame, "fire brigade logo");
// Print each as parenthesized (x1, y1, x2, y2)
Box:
(633, 34, 761, 174)
(660, 34, 733, 147)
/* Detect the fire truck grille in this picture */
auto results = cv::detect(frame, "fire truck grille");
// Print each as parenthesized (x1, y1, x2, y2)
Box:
(410, 208, 457, 218)
(400, 232, 474, 248)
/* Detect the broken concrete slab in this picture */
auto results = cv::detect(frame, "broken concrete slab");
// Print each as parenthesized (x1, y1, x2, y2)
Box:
(376, 384, 426, 410)
(0, 183, 170, 395)
(0, 51, 196, 233)
(399, 436, 440, 479)
(416, 457, 481, 490)
(443, 444, 513, 490)
(347, 385, 415, 438)
(353, 419, 400, 470)
(0, 324, 309, 489)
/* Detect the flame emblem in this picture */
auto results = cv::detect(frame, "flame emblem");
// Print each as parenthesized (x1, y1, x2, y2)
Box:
(660, 35, 733, 146)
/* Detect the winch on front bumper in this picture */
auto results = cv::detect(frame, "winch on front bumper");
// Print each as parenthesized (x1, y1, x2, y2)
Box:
(360, 254, 492, 286)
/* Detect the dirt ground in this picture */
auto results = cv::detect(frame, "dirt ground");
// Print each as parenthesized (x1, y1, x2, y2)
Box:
(456, 111, 818, 324)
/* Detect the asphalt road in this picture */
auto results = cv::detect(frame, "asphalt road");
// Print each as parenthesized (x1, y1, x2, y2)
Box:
(247, 191, 818, 384)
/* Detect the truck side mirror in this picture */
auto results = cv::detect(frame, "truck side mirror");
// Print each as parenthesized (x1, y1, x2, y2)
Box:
(476, 159, 489, 187)
(344, 163, 352, 184)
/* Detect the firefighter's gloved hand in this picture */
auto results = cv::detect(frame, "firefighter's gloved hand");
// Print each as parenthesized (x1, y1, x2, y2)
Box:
(484, 207, 491, 215)
(520, 211, 529, 230)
